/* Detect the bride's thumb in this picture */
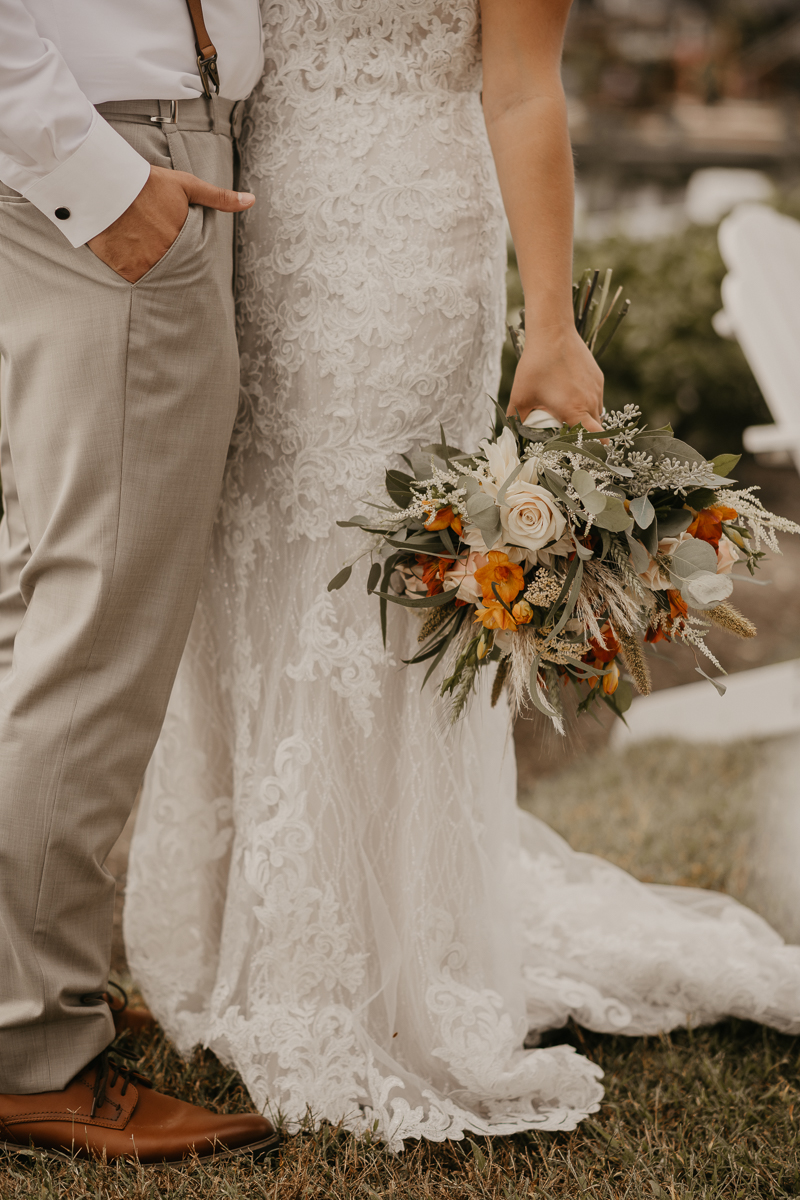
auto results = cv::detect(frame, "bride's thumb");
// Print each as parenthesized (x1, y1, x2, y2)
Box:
(178, 172, 256, 212)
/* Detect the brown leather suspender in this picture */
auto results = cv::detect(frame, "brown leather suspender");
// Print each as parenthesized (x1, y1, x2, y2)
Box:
(184, 0, 221, 97)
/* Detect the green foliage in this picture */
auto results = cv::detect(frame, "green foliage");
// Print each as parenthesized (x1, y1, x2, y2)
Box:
(501, 226, 772, 458)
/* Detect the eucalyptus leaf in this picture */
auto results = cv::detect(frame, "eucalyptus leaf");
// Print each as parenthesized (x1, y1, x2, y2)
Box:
(684, 487, 717, 511)
(571, 469, 595, 497)
(582, 490, 609, 516)
(711, 453, 741, 479)
(592, 497, 633, 532)
(628, 493, 655, 529)
(668, 538, 717, 582)
(696, 666, 727, 696)
(466, 491, 495, 517)
(366, 562, 382, 594)
(542, 468, 582, 514)
(656, 509, 693, 538)
(625, 531, 651, 574)
(376, 587, 458, 610)
(632, 434, 706, 467)
(682, 570, 734, 609)
(327, 564, 353, 592)
(706, 474, 737, 488)
(496, 460, 525, 506)
(337, 514, 375, 529)
(637, 518, 659, 556)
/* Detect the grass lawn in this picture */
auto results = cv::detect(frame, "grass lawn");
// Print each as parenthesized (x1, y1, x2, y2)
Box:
(2, 738, 798, 1198)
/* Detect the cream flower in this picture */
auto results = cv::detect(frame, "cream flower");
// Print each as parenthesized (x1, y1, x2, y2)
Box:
(477, 427, 536, 499)
(392, 561, 427, 598)
(500, 482, 566, 553)
(443, 551, 488, 604)
(716, 535, 741, 575)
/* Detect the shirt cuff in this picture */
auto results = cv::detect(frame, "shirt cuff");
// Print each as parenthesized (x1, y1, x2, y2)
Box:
(22, 114, 151, 247)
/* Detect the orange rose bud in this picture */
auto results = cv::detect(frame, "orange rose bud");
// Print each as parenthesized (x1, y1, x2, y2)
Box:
(474, 551, 525, 606)
(602, 660, 620, 695)
(511, 600, 534, 625)
(424, 505, 462, 536)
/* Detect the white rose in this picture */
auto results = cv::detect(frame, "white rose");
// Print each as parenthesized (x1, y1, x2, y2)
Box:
(443, 551, 488, 604)
(637, 531, 693, 590)
(500, 482, 566, 552)
(716, 535, 740, 575)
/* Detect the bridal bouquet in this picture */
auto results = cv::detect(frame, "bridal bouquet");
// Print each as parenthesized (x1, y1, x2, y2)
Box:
(329, 273, 800, 730)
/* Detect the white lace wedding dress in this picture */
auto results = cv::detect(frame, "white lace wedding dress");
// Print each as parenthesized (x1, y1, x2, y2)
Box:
(124, 0, 800, 1148)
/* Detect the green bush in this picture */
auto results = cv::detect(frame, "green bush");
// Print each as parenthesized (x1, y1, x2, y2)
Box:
(502, 225, 772, 458)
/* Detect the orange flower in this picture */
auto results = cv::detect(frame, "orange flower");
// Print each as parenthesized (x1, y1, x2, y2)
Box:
(668, 588, 688, 620)
(424, 505, 463, 537)
(585, 623, 620, 666)
(473, 551, 525, 606)
(416, 553, 454, 597)
(475, 601, 518, 631)
(687, 505, 738, 551)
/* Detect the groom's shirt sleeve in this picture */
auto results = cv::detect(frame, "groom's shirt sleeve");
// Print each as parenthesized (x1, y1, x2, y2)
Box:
(0, 0, 150, 247)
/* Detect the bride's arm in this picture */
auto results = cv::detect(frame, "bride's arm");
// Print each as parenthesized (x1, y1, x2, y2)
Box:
(480, 0, 604, 431)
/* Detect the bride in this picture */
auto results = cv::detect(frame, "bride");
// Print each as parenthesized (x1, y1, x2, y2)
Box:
(125, 0, 800, 1146)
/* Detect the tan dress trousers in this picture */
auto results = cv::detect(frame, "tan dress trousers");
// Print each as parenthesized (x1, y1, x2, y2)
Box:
(0, 98, 241, 1092)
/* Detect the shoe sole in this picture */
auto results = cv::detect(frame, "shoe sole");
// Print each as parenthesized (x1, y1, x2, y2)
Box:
(1, 1130, 283, 1166)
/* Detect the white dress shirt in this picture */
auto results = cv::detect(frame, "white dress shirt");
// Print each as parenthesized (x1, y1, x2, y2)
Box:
(0, 0, 263, 246)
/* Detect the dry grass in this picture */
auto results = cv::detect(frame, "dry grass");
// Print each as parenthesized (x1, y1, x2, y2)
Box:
(519, 737, 763, 895)
(3, 737, 799, 1197)
(2, 1017, 798, 1198)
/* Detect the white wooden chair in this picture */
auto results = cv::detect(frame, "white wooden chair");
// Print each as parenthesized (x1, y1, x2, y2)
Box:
(613, 203, 800, 747)
(716, 203, 800, 468)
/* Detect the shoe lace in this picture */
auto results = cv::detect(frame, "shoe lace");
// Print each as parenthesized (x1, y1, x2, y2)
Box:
(88, 1045, 151, 1117)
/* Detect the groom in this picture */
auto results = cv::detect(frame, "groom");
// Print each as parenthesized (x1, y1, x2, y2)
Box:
(0, 0, 276, 1161)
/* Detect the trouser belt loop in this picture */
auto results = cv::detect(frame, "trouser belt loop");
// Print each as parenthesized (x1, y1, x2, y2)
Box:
(157, 99, 180, 130)
(209, 94, 220, 134)
(230, 100, 245, 142)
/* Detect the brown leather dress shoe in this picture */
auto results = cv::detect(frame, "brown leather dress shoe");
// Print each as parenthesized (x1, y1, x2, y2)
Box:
(0, 1051, 279, 1163)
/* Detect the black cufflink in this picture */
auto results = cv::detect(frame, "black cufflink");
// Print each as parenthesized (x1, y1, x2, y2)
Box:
(54, 207, 71, 220)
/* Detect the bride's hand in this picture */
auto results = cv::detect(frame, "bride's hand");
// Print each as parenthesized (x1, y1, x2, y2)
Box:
(507, 324, 605, 433)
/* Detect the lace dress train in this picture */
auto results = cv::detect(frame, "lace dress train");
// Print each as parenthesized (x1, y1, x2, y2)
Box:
(124, 0, 800, 1149)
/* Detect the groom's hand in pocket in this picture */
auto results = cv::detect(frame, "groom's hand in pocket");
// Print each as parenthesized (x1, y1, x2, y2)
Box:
(87, 165, 255, 284)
